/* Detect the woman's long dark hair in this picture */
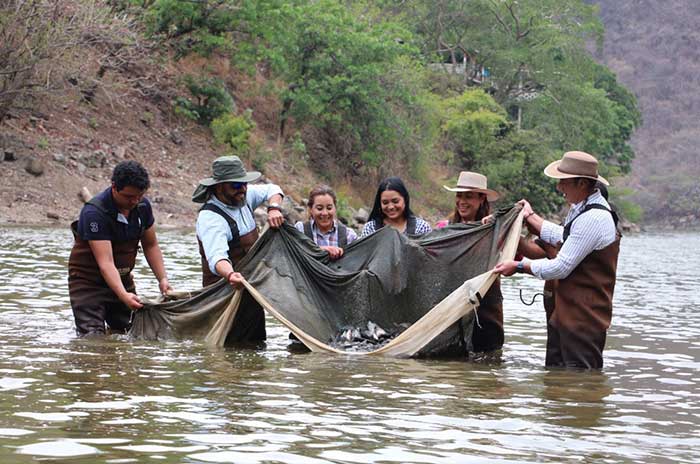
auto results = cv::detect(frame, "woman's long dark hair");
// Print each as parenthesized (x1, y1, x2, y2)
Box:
(367, 176, 415, 226)
(448, 193, 490, 224)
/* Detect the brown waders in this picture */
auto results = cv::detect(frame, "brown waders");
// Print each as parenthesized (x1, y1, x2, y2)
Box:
(197, 202, 265, 343)
(471, 279, 504, 353)
(539, 202, 621, 369)
(68, 222, 140, 336)
(544, 234, 620, 369)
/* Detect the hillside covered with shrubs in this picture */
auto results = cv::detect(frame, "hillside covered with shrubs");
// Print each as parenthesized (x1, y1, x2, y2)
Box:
(1, 0, 642, 225)
(594, 0, 700, 226)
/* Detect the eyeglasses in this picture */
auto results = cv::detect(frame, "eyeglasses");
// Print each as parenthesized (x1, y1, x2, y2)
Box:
(228, 182, 247, 189)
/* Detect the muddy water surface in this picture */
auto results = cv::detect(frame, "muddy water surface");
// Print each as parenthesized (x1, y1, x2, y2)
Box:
(0, 227, 698, 463)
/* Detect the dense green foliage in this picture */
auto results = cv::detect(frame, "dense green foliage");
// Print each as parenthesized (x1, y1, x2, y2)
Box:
(211, 111, 256, 157)
(116, 0, 640, 213)
(264, 1, 423, 169)
(441, 89, 509, 168)
(174, 76, 235, 124)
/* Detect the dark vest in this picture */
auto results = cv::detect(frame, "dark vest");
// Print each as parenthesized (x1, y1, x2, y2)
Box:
(68, 197, 146, 306)
(544, 204, 621, 333)
(302, 221, 348, 248)
(372, 216, 419, 235)
(197, 202, 259, 287)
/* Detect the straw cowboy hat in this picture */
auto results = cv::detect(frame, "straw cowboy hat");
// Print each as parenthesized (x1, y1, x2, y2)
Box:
(192, 155, 262, 203)
(443, 171, 500, 201)
(544, 151, 609, 186)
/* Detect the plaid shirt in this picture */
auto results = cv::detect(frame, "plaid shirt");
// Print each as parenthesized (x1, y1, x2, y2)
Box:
(294, 220, 357, 247)
(359, 216, 432, 238)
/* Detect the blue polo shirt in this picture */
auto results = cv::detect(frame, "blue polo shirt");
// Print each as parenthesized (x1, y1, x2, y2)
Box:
(77, 187, 154, 242)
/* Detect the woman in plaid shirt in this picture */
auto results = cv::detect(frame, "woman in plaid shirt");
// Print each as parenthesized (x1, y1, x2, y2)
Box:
(294, 185, 358, 260)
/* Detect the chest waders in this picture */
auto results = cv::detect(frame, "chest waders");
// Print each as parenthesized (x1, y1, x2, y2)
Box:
(197, 202, 265, 343)
(67, 198, 145, 336)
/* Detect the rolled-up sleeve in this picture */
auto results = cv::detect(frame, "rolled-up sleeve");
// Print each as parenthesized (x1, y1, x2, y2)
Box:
(196, 211, 233, 275)
(539, 220, 563, 246)
(246, 183, 284, 210)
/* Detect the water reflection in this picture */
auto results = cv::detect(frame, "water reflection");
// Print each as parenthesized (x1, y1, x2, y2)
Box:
(0, 227, 699, 462)
(540, 370, 612, 427)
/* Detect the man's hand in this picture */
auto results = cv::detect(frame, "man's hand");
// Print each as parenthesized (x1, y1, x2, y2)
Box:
(320, 245, 344, 260)
(267, 209, 284, 228)
(158, 277, 173, 296)
(517, 199, 534, 217)
(493, 260, 519, 277)
(226, 271, 245, 288)
(121, 292, 143, 310)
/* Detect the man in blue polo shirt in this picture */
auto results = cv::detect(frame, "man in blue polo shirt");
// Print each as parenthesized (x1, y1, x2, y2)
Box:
(68, 161, 172, 337)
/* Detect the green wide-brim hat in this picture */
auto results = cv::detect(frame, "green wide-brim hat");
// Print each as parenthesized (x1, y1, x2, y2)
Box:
(192, 155, 262, 203)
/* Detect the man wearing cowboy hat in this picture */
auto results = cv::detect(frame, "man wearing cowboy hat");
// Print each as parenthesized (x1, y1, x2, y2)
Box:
(194, 155, 285, 288)
(494, 151, 620, 369)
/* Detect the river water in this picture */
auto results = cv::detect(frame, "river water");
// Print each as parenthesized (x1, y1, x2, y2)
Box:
(0, 227, 698, 463)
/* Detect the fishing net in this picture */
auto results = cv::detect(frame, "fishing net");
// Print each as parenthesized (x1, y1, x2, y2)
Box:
(130, 206, 523, 358)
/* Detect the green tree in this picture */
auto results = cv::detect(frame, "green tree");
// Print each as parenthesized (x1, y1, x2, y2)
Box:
(174, 76, 235, 125)
(259, 0, 425, 171)
(479, 130, 561, 215)
(211, 111, 256, 156)
(441, 89, 508, 168)
(144, 0, 240, 55)
(385, 0, 639, 185)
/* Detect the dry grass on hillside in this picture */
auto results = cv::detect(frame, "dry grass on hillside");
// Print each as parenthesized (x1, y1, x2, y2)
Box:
(595, 0, 700, 222)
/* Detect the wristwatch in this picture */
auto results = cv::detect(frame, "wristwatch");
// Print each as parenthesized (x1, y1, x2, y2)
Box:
(267, 202, 282, 212)
(516, 261, 525, 273)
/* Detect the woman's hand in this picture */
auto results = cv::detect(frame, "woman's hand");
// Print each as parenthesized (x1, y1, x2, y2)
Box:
(320, 245, 344, 260)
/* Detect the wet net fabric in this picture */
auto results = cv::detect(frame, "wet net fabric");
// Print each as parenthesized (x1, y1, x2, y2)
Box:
(130, 206, 523, 358)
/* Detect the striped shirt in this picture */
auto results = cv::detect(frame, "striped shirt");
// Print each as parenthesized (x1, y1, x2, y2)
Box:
(359, 216, 432, 238)
(294, 220, 358, 247)
(525, 190, 617, 280)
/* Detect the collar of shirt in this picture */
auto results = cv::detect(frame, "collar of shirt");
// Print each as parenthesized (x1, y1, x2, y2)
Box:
(205, 193, 256, 234)
(99, 187, 131, 225)
(310, 219, 338, 236)
(566, 189, 605, 224)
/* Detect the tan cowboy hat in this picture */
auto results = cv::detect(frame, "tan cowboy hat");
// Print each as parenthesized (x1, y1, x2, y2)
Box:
(544, 151, 609, 186)
(192, 155, 261, 203)
(443, 171, 500, 201)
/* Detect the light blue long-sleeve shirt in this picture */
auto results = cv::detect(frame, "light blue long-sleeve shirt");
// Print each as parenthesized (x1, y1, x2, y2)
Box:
(196, 183, 283, 275)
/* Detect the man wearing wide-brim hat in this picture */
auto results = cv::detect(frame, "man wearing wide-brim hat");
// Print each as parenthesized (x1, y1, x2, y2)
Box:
(194, 155, 284, 341)
(494, 151, 621, 369)
(194, 155, 285, 286)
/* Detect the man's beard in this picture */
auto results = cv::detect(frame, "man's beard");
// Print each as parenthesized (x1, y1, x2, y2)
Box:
(224, 191, 246, 207)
